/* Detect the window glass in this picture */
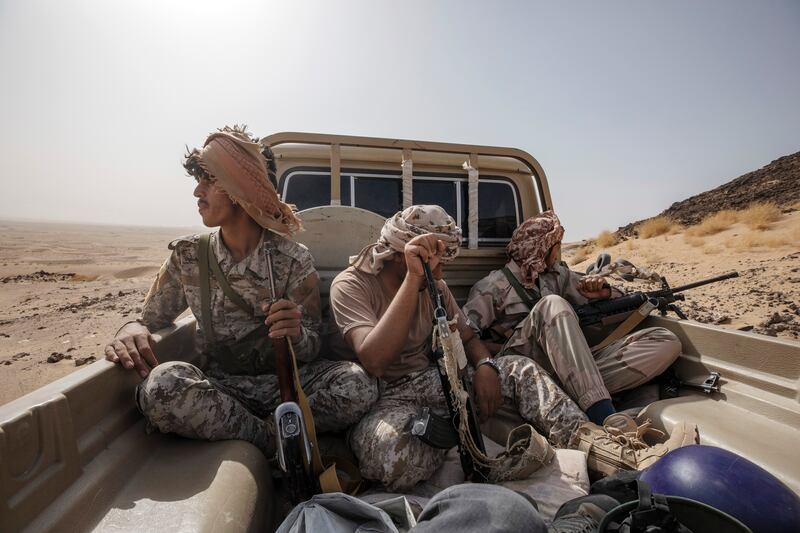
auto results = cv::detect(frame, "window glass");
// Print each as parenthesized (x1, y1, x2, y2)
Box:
(461, 181, 518, 239)
(353, 177, 401, 219)
(282, 173, 349, 211)
(413, 180, 457, 222)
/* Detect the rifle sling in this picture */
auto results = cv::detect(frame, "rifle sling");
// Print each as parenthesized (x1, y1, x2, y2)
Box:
(498, 262, 656, 352)
(591, 299, 657, 352)
(199, 234, 214, 344)
(501, 266, 541, 309)
(199, 234, 358, 495)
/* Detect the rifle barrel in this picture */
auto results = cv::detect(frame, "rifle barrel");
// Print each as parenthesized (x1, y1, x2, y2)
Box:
(670, 272, 739, 293)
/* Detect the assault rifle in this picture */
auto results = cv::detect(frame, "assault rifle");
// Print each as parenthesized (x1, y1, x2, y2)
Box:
(420, 262, 490, 483)
(574, 271, 740, 328)
(267, 248, 319, 504)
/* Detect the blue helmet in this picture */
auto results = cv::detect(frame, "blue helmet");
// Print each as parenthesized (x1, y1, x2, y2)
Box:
(640, 445, 800, 533)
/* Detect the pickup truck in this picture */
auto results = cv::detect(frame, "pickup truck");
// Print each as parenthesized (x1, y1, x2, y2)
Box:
(2, 133, 799, 532)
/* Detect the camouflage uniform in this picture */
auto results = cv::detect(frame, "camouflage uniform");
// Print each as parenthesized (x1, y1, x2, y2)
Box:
(349, 357, 588, 492)
(135, 230, 378, 455)
(463, 259, 681, 410)
(331, 206, 588, 491)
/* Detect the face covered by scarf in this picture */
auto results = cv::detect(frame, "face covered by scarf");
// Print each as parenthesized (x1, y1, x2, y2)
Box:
(350, 205, 462, 274)
(193, 129, 302, 236)
(507, 210, 565, 289)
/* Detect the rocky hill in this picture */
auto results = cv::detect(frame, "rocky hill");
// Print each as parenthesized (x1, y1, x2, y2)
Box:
(618, 151, 800, 237)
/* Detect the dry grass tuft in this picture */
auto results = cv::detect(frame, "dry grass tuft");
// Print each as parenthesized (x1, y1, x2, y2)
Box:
(725, 229, 796, 250)
(624, 239, 637, 251)
(569, 245, 591, 265)
(638, 216, 677, 239)
(684, 235, 705, 247)
(667, 223, 684, 235)
(738, 202, 782, 230)
(685, 210, 739, 237)
(703, 245, 722, 255)
(595, 230, 617, 248)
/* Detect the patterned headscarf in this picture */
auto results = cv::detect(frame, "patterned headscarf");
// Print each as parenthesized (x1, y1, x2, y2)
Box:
(507, 210, 565, 288)
(187, 127, 302, 236)
(350, 205, 462, 274)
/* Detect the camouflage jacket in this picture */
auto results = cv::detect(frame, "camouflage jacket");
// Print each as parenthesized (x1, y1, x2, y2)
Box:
(139, 230, 321, 372)
(462, 259, 621, 346)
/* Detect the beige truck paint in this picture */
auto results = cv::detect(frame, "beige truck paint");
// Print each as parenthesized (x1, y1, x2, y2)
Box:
(1, 133, 798, 532)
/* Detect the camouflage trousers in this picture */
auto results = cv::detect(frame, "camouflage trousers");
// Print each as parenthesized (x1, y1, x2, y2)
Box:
(136, 359, 378, 456)
(502, 294, 682, 410)
(349, 355, 588, 491)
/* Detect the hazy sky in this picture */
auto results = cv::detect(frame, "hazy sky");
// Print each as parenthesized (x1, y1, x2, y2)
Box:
(1, 0, 798, 240)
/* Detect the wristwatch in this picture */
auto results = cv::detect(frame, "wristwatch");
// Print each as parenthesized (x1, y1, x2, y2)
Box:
(475, 356, 501, 376)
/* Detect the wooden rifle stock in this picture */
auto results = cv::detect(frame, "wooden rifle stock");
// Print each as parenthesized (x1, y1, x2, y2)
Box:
(266, 247, 319, 504)
(273, 334, 296, 404)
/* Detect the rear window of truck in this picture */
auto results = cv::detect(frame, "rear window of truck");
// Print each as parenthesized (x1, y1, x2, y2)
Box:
(280, 169, 521, 243)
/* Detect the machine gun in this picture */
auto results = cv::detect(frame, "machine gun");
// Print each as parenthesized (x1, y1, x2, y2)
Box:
(575, 271, 740, 328)
(420, 262, 490, 483)
(267, 247, 320, 504)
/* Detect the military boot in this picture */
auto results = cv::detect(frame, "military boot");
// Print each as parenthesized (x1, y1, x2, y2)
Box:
(577, 416, 699, 480)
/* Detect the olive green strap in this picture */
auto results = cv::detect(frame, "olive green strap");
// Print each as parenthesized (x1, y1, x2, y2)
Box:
(205, 239, 255, 319)
(199, 234, 214, 343)
(501, 266, 540, 309)
(198, 234, 256, 345)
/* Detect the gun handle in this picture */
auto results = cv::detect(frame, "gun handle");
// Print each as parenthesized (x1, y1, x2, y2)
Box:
(273, 335, 296, 404)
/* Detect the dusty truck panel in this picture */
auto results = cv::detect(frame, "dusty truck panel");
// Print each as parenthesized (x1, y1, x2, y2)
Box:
(0, 319, 275, 532)
(640, 316, 800, 493)
(1, 132, 800, 532)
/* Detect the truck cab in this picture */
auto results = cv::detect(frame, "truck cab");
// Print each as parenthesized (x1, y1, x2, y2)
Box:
(1, 133, 798, 532)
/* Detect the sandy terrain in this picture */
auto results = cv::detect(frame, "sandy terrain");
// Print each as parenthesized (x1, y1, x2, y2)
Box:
(0, 213, 797, 407)
(563, 210, 800, 339)
(0, 220, 200, 406)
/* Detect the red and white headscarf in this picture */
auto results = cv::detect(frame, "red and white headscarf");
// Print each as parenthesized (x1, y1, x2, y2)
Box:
(507, 210, 565, 288)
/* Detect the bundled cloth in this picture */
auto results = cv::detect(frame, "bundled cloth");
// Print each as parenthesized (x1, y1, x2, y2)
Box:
(432, 320, 555, 484)
(349, 205, 462, 274)
(588, 259, 663, 284)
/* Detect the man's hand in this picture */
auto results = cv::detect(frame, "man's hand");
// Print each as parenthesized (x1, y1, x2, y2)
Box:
(473, 364, 502, 422)
(577, 275, 612, 299)
(104, 322, 159, 379)
(404, 234, 445, 281)
(262, 299, 303, 343)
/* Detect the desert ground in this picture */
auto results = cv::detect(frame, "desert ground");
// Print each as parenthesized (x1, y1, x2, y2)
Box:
(0, 221, 200, 406)
(1, 211, 798, 407)
(563, 208, 800, 339)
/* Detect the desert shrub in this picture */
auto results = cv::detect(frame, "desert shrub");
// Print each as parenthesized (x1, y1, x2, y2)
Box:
(725, 230, 793, 250)
(738, 202, 782, 230)
(685, 210, 739, 237)
(637, 216, 676, 239)
(595, 230, 617, 248)
(569, 245, 591, 265)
